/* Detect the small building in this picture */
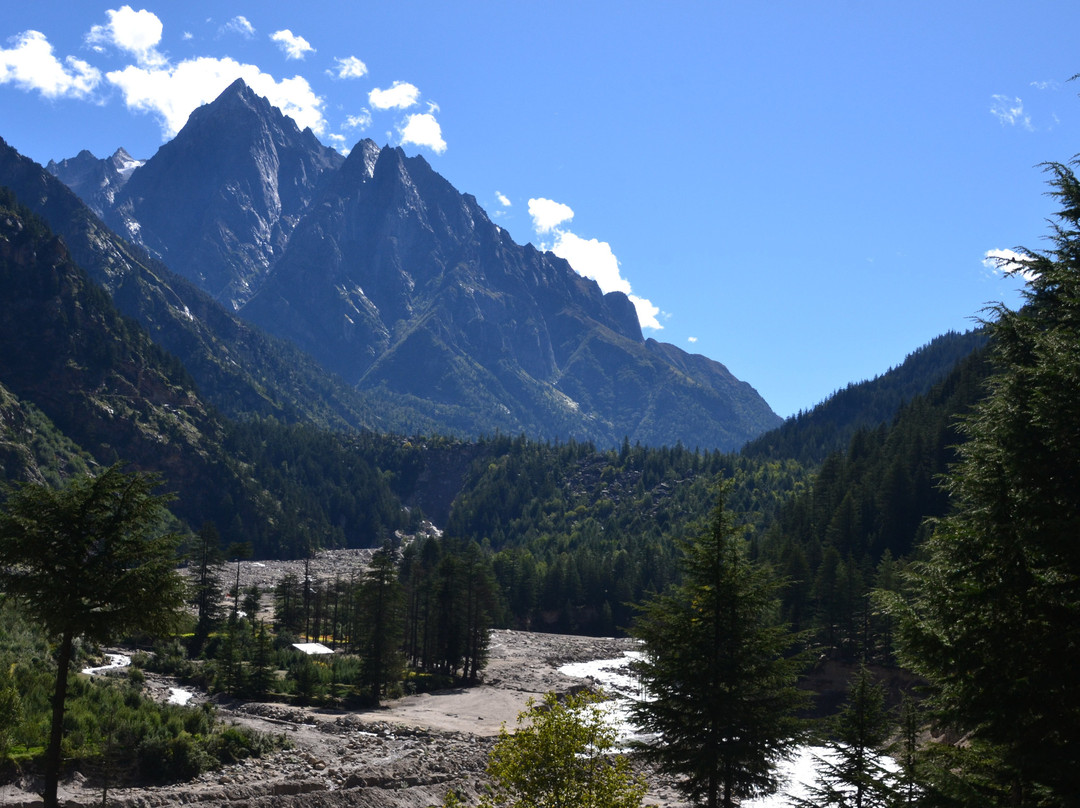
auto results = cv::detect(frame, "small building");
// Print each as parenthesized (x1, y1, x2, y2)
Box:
(292, 642, 334, 655)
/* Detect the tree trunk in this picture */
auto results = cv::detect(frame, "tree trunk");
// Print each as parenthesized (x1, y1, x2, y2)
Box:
(43, 629, 73, 808)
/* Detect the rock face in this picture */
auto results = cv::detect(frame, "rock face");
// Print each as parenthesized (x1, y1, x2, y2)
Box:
(46, 147, 142, 218)
(104, 78, 344, 309)
(47, 80, 782, 449)
(1, 136, 415, 434)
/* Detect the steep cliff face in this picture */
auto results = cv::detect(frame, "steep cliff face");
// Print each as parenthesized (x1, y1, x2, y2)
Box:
(105, 79, 344, 309)
(0, 196, 221, 497)
(240, 139, 777, 446)
(242, 143, 640, 382)
(41, 80, 781, 449)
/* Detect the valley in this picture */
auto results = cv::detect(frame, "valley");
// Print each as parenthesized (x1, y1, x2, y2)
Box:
(2, 629, 672, 808)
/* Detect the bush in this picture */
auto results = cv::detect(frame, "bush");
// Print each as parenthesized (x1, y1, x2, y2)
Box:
(213, 725, 278, 764)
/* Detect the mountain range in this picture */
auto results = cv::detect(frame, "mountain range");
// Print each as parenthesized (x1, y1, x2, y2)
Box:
(40, 78, 780, 450)
(0, 169, 987, 563)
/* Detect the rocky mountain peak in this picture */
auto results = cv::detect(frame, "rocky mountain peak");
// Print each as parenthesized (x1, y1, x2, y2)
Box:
(102, 78, 344, 308)
(37, 83, 781, 449)
(340, 138, 382, 183)
(46, 147, 140, 217)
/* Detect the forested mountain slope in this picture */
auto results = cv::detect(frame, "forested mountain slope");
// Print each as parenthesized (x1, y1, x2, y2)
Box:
(743, 329, 988, 466)
(0, 188, 413, 557)
(757, 345, 994, 657)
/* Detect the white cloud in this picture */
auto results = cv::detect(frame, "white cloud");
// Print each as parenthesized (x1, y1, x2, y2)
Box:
(86, 6, 165, 67)
(271, 29, 314, 60)
(549, 231, 629, 295)
(688, 336, 698, 343)
(529, 197, 662, 330)
(107, 57, 326, 136)
(543, 227, 662, 331)
(398, 112, 446, 153)
(344, 110, 372, 130)
(369, 80, 420, 110)
(496, 191, 511, 207)
(331, 55, 367, 79)
(0, 30, 101, 98)
(983, 248, 1039, 281)
(224, 16, 255, 38)
(990, 95, 1033, 130)
(629, 295, 662, 331)
(528, 198, 574, 233)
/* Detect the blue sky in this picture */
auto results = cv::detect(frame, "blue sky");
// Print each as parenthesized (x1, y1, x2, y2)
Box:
(2, 2, 1078, 417)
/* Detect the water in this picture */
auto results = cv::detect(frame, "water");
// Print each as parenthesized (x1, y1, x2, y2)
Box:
(80, 653, 131, 675)
(82, 652, 196, 707)
(557, 652, 847, 806)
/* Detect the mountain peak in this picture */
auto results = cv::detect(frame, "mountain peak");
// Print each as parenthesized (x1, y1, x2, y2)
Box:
(38, 84, 781, 449)
(45, 147, 139, 217)
(187, 77, 281, 133)
(100, 79, 345, 308)
(224, 76, 251, 95)
(340, 138, 381, 182)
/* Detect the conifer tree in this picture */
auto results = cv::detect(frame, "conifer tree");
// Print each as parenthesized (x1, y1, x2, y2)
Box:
(0, 466, 186, 808)
(793, 666, 896, 808)
(630, 482, 807, 808)
(887, 159, 1080, 806)
(357, 541, 404, 704)
(189, 521, 224, 654)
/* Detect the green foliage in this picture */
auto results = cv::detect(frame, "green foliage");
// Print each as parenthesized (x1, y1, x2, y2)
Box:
(0, 465, 187, 806)
(743, 330, 988, 467)
(0, 604, 280, 786)
(0, 465, 187, 644)
(483, 690, 645, 808)
(0, 382, 92, 487)
(447, 435, 810, 635)
(0, 662, 22, 758)
(758, 346, 992, 660)
(219, 420, 414, 555)
(887, 160, 1080, 807)
(794, 666, 897, 808)
(630, 482, 808, 808)
(354, 542, 405, 705)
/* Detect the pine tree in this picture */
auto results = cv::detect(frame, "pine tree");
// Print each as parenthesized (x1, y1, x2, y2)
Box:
(357, 541, 404, 704)
(0, 466, 186, 808)
(630, 482, 807, 808)
(889, 695, 923, 807)
(189, 521, 224, 654)
(887, 159, 1080, 806)
(793, 666, 896, 808)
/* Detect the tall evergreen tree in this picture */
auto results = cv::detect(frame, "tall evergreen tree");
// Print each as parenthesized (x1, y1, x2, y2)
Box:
(0, 466, 186, 808)
(794, 666, 896, 808)
(356, 541, 404, 704)
(887, 159, 1080, 807)
(630, 482, 807, 808)
(189, 521, 224, 654)
(460, 541, 498, 682)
